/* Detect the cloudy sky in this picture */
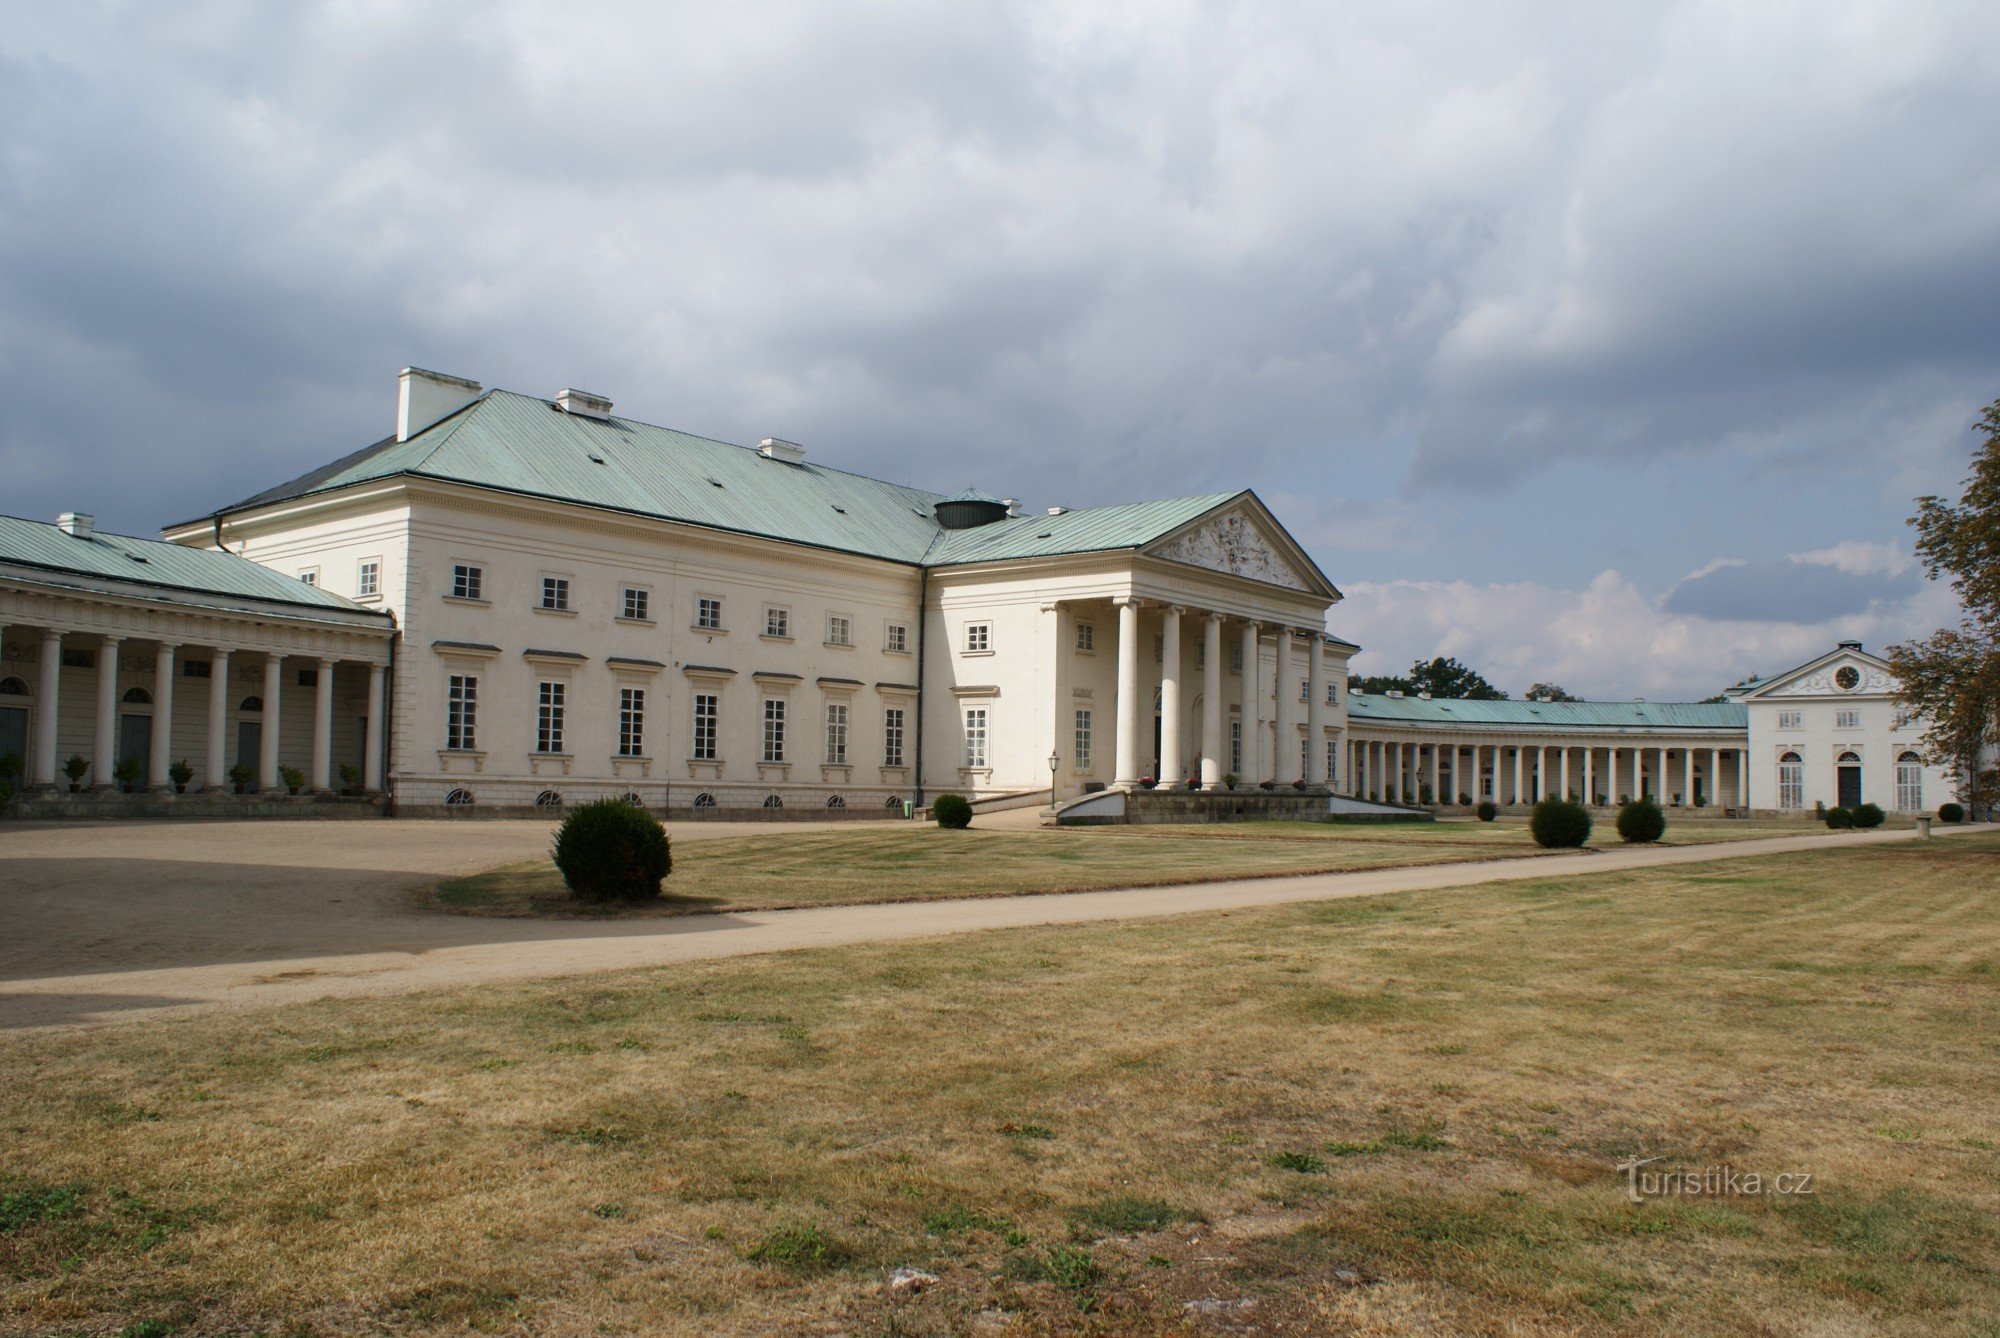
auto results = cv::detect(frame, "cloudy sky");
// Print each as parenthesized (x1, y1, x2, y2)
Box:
(3, 1, 1993, 698)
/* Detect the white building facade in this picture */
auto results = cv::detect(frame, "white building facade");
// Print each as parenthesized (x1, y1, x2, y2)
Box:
(153, 369, 1352, 815)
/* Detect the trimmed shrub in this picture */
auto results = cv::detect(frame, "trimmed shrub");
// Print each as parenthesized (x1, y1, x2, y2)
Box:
(0, 752, 21, 782)
(113, 756, 144, 791)
(1938, 802, 1965, 824)
(1824, 806, 1854, 830)
(1475, 800, 1497, 822)
(1850, 802, 1885, 829)
(0, 780, 13, 807)
(228, 762, 255, 793)
(932, 792, 972, 830)
(1615, 797, 1666, 844)
(552, 798, 671, 902)
(278, 765, 306, 793)
(1530, 798, 1592, 849)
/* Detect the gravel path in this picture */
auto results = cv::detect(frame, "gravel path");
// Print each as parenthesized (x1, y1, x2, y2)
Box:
(0, 818, 1977, 1032)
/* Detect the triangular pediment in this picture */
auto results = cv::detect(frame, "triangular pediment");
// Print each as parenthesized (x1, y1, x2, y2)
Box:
(1739, 647, 1895, 700)
(1145, 501, 1331, 596)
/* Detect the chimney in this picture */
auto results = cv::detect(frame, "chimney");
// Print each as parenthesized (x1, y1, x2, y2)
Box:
(1046, 506, 1069, 516)
(1386, 689, 1404, 698)
(57, 512, 94, 539)
(397, 367, 482, 442)
(1417, 691, 1432, 700)
(1002, 498, 1022, 516)
(556, 387, 612, 420)
(1837, 639, 1863, 651)
(758, 437, 808, 464)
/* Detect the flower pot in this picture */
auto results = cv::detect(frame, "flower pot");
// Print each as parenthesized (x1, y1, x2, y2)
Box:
(287, 786, 300, 796)
(68, 783, 80, 793)
(174, 784, 186, 794)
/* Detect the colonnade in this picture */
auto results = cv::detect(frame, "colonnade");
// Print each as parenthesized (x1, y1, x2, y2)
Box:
(1111, 599, 1333, 789)
(3, 618, 385, 794)
(1346, 736, 1750, 809)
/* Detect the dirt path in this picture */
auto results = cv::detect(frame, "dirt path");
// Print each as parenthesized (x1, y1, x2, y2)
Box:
(1, 822, 1979, 1032)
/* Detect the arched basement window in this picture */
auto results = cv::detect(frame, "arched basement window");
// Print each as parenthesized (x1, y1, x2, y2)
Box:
(239, 696, 263, 713)
(825, 794, 846, 809)
(762, 794, 783, 809)
(122, 687, 152, 705)
(535, 789, 562, 809)
(444, 788, 474, 807)
(693, 792, 717, 810)
(0, 677, 29, 696)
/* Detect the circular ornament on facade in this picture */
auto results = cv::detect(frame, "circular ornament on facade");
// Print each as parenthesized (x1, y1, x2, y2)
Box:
(1835, 666, 1860, 691)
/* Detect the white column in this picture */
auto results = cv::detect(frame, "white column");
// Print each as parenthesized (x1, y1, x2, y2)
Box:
(1560, 747, 1571, 803)
(1512, 747, 1524, 807)
(1200, 615, 1223, 785)
(1537, 746, 1549, 802)
(1114, 599, 1141, 788)
(205, 649, 231, 791)
(1429, 744, 1441, 805)
(1738, 750, 1749, 809)
(93, 635, 122, 791)
(1655, 746, 1667, 802)
(1239, 621, 1261, 782)
(148, 642, 176, 790)
(365, 662, 386, 793)
(1272, 628, 1295, 782)
(32, 630, 62, 788)
(260, 653, 284, 791)
(1388, 741, 1402, 800)
(1159, 608, 1183, 784)
(1708, 747, 1720, 807)
(1306, 635, 1327, 785)
(1604, 747, 1617, 803)
(311, 657, 335, 793)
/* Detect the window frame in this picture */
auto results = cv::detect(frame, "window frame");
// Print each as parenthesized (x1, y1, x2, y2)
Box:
(884, 622, 909, 654)
(535, 680, 568, 754)
(963, 706, 989, 768)
(446, 673, 479, 751)
(617, 686, 646, 758)
(1075, 622, 1095, 654)
(1778, 751, 1803, 810)
(298, 567, 319, 588)
(692, 693, 719, 762)
(1073, 707, 1092, 772)
(762, 698, 787, 764)
(883, 706, 905, 767)
(963, 621, 992, 655)
(763, 605, 791, 640)
(1895, 751, 1923, 812)
(826, 612, 853, 647)
(448, 562, 486, 602)
(538, 574, 573, 613)
(356, 556, 382, 600)
(620, 585, 652, 623)
(824, 701, 849, 765)
(696, 595, 725, 632)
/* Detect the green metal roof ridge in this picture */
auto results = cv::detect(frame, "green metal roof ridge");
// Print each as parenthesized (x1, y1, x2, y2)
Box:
(921, 491, 1243, 566)
(1344, 694, 1746, 730)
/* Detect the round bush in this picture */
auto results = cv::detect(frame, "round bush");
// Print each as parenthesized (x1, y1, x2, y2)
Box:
(1530, 798, 1592, 849)
(932, 793, 972, 830)
(1475, 800, 1497, 822)
(1615, 797, 1666, 844)
(1824, 806, 1854, 830)
(1938, 802, 1965, 824)
(1850, 802, 1885, 829)
(552, 798, 671, 902)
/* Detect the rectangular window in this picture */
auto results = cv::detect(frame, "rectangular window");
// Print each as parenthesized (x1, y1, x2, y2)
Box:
(622, 587, 650, 621)
(1326, 739, 1338, 785)
(181, 659, 211, 679)
(451, 564, 483, 600)
(827, 614, 852, 646)
(618, 687, 645, 757)
(884, 707, 905, 766)
(1230, 644, 1243, 673)
(296, 668, 318, 688)
(1299, 677, 1309, 703)
(1301, 737, 1310, 776)
(765, 606, 790, 638)
(536, 681, 567, 753)
(824, 702, 849, 764)
(1076, 623, 1095, 653)
(885, 622, 908, 653)
(357, 558, 380, 598)
(1896, 757, 1923, 812)
(965, 622, 991, 654)
(762, 699, 787, 763)
(1327, 682, 1339, 704)
(540, 576, 570, 611)
(299, 568, 318, 587)
(692, 694, 718, 761)
(1778, 710, 1802, 729)
(964, 707, 988, 768)
(447, 674, 478, 750)
(1231, 721, 1242, 774)
(1196, 640, 1206, 668)
(1779, 758, 1803, 810)
(697, 597, 723, 630)
(1074, 708, 1092, 770)
(1835, 709, 1860, 729)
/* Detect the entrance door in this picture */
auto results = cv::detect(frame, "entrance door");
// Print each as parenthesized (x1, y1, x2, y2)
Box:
(1837, 752, 1862, 808)
(118, 713, 151, 782)
(236, 721, 261, 774)
(0, 706, 25, 767)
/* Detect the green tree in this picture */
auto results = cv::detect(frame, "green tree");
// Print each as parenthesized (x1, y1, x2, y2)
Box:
(1889, 396, 2000, 815)
(1351, 657, 1508, 700)
(1524, 682, 1580, 702)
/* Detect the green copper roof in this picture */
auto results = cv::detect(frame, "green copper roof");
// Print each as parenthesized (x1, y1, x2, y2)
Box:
(0, 513, 389, 623)
(205, 391, 1264, 572)
(1346, 694, 1746, 731)
(924, 492, 1242, 566)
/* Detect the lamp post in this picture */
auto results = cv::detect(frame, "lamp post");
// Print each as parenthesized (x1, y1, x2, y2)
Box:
(1047, 750, 1060, 810)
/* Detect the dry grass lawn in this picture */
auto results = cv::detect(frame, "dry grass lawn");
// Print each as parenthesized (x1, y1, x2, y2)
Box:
(433, 816, 1837, 918)
(3, 835, 1995, 1335)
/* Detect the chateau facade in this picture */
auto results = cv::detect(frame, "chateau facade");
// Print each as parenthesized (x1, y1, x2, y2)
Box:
(0, 367, 1964, 819)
